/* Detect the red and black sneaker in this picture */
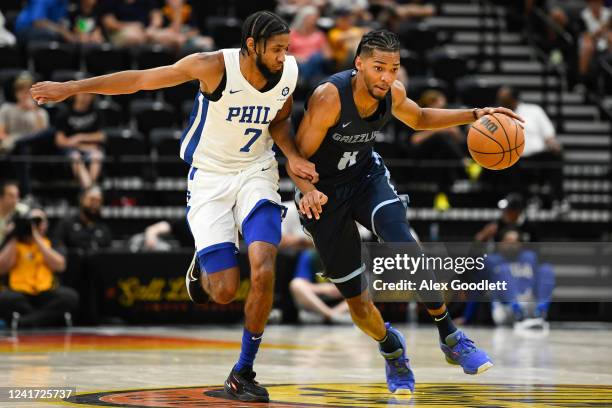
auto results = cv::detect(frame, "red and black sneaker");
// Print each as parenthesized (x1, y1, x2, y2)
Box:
(224, 366, 269, 403)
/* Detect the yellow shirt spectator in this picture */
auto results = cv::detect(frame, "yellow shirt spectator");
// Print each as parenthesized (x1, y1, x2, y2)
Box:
(9, 237, 54, 295)
(328, 26, 365, 68)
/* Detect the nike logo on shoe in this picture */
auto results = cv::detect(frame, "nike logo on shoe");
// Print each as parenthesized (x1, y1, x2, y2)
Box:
(229, 89, 242, 94)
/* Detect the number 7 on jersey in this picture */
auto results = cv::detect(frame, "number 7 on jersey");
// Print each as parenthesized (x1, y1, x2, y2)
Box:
(240, 128, 263, 152)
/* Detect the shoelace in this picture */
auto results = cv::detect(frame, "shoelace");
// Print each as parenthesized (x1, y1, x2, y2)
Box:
(453, 337, 477, 356)
(390, 358, 410, 376)
(244, 370, 259, 385)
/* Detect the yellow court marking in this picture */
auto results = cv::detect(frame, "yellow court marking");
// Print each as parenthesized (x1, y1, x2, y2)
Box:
(57, 382, 612, 408)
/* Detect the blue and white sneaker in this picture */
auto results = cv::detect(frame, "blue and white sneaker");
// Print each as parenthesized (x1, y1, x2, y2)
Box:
(440, 330, 493, 375)
(379, 323, 415, 394)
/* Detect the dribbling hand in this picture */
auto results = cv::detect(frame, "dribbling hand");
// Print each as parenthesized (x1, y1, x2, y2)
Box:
(475, 107, 525, 123)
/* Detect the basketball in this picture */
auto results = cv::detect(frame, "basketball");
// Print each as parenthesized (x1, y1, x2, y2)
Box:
(467, 113, 525, 170)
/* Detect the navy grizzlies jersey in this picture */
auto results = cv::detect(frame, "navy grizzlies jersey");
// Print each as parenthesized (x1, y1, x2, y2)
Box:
(307, 70, 393, 185)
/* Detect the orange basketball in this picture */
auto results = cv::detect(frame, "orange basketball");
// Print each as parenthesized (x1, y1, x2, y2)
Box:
(467, 113, 524, 170)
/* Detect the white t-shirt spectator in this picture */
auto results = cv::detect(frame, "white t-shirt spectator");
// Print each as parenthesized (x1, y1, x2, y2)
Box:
(581, 5, 611, 51)
(515, 102, 556, 157)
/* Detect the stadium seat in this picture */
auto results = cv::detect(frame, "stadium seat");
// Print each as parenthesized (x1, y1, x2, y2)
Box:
(398, 22, 438, 57)
(206, 16, 242, 49)
(0, 68, 27, 101)
(129, 99, 177, 144)
(150, 127, 187, 177)
(400, 49, 425, 76)
(134, 44, 175, 70)
(0, 45, 25, 68)
(95, 98, 123, 128)
(181, 100, 195, 126)
(50, 70, 90, 83)
(82, 43, 131, 75)
(28, 41, 78, 80)
(161, 81, 199, 122)
(1, 0, 22, 12)
(104, 128, 148, 176)
(456, 76, 499, 107)
(406, 77, 450, 102)
(428, 49, 469, 89)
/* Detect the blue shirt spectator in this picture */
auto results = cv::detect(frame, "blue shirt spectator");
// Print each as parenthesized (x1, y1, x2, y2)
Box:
(14, 0, 72, 43)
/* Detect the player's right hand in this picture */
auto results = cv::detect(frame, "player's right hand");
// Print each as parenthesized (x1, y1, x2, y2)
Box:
(299, 190, 328, 220)
(30, 81, 73, 104)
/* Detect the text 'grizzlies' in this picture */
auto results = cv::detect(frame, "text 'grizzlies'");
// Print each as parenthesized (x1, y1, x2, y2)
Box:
(332, 131, 381, 144)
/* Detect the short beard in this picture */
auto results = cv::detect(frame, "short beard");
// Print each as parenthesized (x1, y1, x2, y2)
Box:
(256, 52, 281, 81)
(368, 86, 386, 101)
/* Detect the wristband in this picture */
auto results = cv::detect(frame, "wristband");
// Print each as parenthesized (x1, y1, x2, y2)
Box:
(472, 108, 479, 120)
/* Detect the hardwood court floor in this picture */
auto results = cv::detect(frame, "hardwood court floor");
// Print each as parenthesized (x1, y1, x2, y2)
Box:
(1, 324, 611, 407)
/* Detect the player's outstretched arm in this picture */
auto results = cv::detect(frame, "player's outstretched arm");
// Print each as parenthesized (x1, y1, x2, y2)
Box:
(390, 81, 524, 131)
(269, 96, 319, 183)
(30, 52, 217, 104)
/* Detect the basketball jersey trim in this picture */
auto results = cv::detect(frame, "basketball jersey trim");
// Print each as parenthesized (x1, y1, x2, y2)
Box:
(180, 93, 210, 165)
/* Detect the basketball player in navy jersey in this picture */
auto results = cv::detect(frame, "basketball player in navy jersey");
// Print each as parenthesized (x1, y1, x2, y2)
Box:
(31, 11, 318, 403)
(288, 29, 523, 394)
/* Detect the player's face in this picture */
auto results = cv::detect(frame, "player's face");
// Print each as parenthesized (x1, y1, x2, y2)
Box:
(356, 49, 400, 101)
(255, 34, 290, 80)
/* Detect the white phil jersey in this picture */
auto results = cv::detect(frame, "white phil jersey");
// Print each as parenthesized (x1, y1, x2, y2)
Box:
(179, 48, 298, 173)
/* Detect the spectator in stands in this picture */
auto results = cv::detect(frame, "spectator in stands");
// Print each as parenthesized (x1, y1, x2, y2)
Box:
(0, 11, 17, 46)
(485, 228, 555, 330)
(0, 207, 78, 329)
(70, 0, 105, 44)
(327, 8, 368, 70)
(53, 186, 112, 252)
(329, 0, 372, 22)
(55, 93, 106, 189)
(475, 193, 537, 243)
(578, 0, 611, 83)
(155, 0, 214, 51)
(369, 0, 435, 29)
(100, 0, 163, 47)
(276, 0, 326, 18)
(14, 0, 74, 44)
(289, 6, 332, 84)
(0, 73, 53, 196)
(129, 218, 193, 252)
(0, 73, 51, 155)
(496, 86, 567, 213)
(404, 90, 478, 212)
(281, 201, 352, 324)
(0, 181, 21, 245)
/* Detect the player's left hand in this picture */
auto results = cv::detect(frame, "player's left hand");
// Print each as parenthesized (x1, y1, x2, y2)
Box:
(477, 107, 524, 123)
(289, 156, 319, 183)
(299, 190, 328, 220)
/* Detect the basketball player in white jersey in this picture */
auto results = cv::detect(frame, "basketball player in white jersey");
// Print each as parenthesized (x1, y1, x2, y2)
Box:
(31, 11, 317, 402)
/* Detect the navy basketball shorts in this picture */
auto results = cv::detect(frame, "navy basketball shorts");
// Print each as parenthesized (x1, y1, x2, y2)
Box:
(297, 164, 413, 299)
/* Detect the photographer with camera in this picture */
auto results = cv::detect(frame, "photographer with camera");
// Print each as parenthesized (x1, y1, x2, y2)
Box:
(0, 207, 79, 329)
